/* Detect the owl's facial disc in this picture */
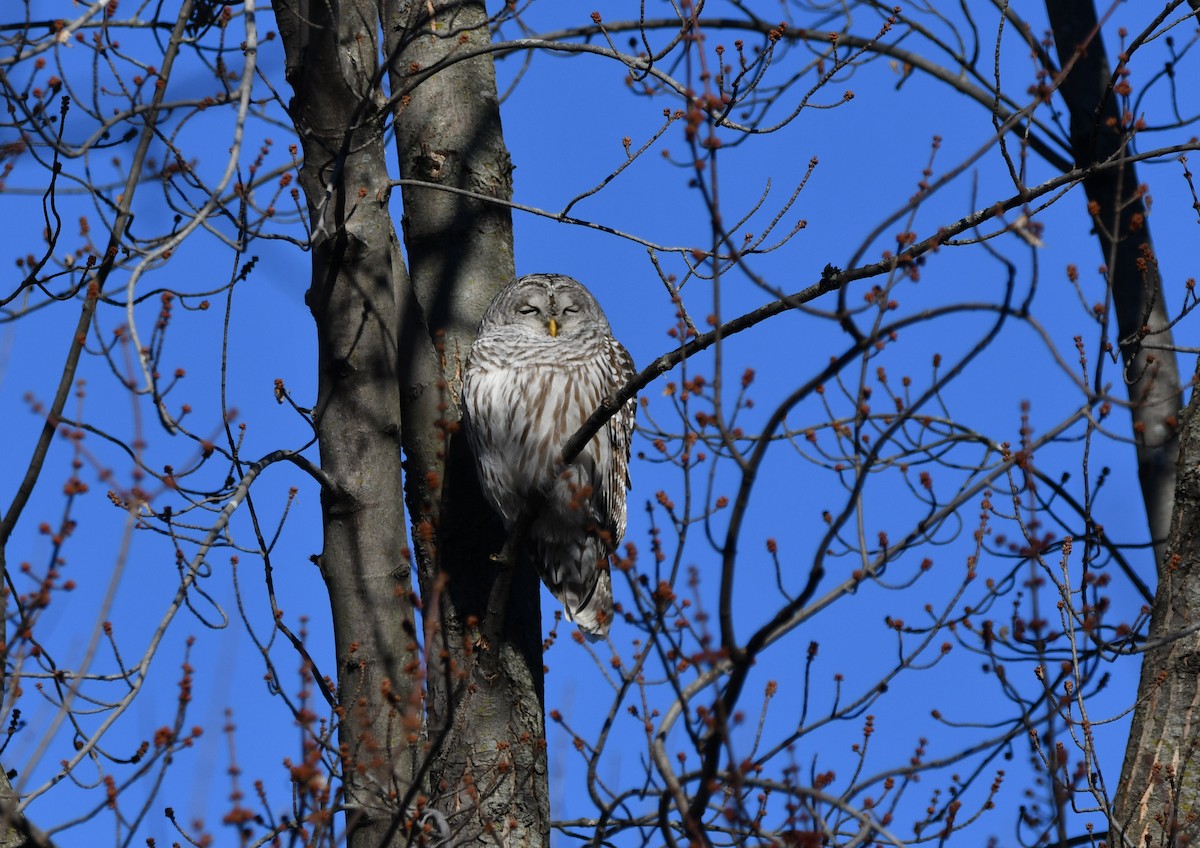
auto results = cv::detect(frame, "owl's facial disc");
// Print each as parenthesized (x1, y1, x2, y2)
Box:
(515, 287, 586, 339)
(516, 299, 558, 338)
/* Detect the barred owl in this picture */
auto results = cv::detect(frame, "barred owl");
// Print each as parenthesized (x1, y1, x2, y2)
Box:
(462, 274, 636, 638)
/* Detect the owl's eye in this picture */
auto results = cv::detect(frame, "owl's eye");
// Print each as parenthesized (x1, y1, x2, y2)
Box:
(562, 305, 580, 314)
(518, 306, 539, 315)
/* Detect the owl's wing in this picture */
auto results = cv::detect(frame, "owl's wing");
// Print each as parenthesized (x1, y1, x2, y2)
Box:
(594, 338, 636, 545)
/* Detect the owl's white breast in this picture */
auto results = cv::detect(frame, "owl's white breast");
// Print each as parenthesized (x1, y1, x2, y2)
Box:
(463, 349, 614, 527)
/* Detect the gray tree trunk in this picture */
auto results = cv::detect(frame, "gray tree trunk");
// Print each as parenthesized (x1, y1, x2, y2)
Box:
(0, 771, 53, 848)
(276, 3, 421, 845)
(382, 3, 550, 844)
(277, 1, 548, 845)
(1044, 3, 1193, 845)
(1111, 361, 1200, 847)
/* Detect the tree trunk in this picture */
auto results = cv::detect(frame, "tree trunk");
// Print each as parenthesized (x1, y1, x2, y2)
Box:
(1044, 3, 1193, 845)
(382, 3, 550, 844)
(1045, 0, 1182, 563)
(278, 0, 548, 844)
(1112, 360, 1200, 847)
(276, 3, 422, 845)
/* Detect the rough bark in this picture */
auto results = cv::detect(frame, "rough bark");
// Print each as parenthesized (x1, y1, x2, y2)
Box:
(0, 773, 54, 848)
(1044, 3, 1193, 845)
(382, 3, 549, 845)
(1045, 0, 1183, 564)
(275, 3, 422, 845)
(1111, 361, 1200, 847)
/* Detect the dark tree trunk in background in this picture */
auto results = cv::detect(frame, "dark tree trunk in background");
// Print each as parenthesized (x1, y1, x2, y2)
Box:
(278, 1, 547, 845)
(276, 2, 421, 845)
(384, 2, 549, 844)
(1045, 2, 1194, 845)
(1045, 0, 1182, 561)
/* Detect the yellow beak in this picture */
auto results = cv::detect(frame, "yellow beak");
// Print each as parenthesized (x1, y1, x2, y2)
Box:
(547, 317, 558, 337)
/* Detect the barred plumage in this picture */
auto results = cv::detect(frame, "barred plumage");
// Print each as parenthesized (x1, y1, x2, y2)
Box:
(461, 274, 636, 638)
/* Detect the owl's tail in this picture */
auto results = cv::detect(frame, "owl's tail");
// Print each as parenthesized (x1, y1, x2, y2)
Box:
(538, 536, 614, 641)
(566, 566, 613, 641)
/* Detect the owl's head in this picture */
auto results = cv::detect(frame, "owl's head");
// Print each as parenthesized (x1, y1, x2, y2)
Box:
(480, 273, 611, 340)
